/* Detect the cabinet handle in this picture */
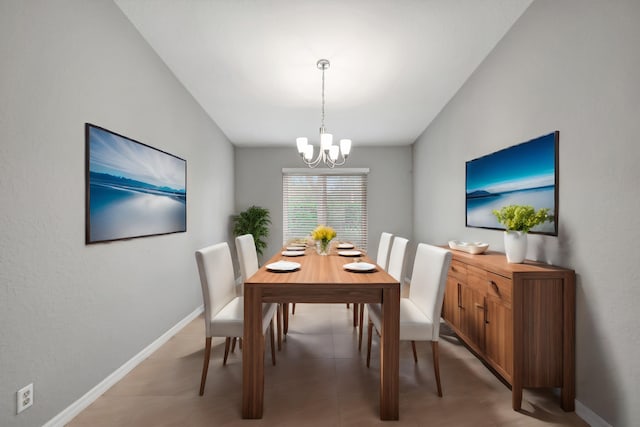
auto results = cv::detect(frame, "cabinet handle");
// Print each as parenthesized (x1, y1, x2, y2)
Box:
(474, 303, 484, 309)
(489, 280, 500, 294)
(457, 283, 463, 309)
(484, 298, 489, 324)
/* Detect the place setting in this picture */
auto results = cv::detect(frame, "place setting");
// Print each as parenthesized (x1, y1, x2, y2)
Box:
(266, 260, 301, 272)
(343, 258, 377, 273)
(337, 249, 363, 257)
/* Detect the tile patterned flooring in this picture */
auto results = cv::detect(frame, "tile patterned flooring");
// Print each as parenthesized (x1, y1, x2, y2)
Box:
(68, 304, 588, 426)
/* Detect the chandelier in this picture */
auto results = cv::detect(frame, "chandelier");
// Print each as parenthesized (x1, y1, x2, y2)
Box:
(296, 59, 351, 168)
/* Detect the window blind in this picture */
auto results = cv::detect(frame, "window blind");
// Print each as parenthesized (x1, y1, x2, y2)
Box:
(283, 169, 368, 251)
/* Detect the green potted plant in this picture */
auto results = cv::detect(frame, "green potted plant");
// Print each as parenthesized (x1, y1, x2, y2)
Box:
(232, 206, 271, 257)
(492, 205, 552, 263)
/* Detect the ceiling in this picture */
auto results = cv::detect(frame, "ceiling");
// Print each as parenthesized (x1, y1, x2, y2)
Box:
(114, 0, 533, 148)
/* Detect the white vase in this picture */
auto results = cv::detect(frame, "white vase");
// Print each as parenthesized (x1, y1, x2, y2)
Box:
(504, 231, 527, 263)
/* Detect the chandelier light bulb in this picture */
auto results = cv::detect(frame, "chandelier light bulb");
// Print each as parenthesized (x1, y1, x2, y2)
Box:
(339, 139, 352, 156)
(296, 137, 308, 153)
(304, 144, 314, 160)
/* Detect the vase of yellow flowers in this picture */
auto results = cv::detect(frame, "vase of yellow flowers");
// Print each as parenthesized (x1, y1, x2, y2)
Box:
(312, 225, 336, 256)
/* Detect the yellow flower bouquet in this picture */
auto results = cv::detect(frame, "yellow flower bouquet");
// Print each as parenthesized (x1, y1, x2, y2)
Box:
(312, 225, 336, 255)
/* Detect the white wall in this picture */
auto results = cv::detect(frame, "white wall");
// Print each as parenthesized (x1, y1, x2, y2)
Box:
(0, 1, 234, 426)
(234, 146, 413, 267)
(412, 1, 640, 425)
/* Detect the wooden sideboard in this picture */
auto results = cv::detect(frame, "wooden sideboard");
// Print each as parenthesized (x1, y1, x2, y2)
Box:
(442, 249, 575, 411)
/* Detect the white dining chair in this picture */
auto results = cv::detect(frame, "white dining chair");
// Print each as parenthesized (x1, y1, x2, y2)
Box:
(236, 233, 283, 349)
(347, 231, 393, 332)
(387, 236, 408, 283)
(365, 243, 452, 397)
(358, 234, 407, 350)
(195, 242, 277, 396)
(377, 232, 394, 271)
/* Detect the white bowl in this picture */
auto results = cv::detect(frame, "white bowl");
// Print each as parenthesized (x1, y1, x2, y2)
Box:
(448, 240, 489, 255)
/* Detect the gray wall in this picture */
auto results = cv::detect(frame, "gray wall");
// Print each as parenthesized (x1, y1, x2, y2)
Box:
(234, 146, 413, 269)
(0, 1, 234, 426)
(412, 1, 640, 425)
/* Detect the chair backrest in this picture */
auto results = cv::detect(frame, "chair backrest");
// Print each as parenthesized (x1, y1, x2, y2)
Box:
(387, 236, 408, 282)
(236, 234, 259, 281)
(195, 242, 237, 336)
(408, 243, 452, 340)
(376, 232, 394, 271)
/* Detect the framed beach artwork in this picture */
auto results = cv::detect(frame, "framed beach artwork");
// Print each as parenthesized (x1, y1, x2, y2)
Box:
(465, 131, 558, 236)
(85, 123, 187, 244)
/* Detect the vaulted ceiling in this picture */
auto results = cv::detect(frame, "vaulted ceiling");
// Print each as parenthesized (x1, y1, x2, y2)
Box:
(115, 0, 533, 147)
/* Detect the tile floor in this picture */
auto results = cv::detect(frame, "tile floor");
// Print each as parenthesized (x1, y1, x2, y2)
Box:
(68, 304, 588, 426)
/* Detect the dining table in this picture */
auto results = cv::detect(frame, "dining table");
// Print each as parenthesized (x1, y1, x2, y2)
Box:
(242, 243, 401, 420)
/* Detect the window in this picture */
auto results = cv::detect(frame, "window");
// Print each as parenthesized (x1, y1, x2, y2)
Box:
(283, 168, 369, 251)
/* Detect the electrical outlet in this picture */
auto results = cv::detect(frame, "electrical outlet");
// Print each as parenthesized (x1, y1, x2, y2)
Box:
(17, 383, 33, 414)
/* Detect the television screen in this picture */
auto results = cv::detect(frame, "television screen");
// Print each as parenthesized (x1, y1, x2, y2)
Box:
(85, 123, 187, 243)
(465, 131, 558, 235)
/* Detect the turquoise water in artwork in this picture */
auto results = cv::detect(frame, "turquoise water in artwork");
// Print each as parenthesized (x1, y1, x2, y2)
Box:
(89, 173, 186, 242)
(466, 186, 555, 233)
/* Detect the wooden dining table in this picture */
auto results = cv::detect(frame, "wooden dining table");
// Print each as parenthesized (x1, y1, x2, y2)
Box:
(242, 244, 401, 420)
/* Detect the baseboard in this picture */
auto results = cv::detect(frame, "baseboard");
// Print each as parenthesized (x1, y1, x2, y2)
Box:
(43, 305, 204, 427)
(575, 399, 611, 427)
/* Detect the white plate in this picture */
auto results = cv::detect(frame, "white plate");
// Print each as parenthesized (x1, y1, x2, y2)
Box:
(289, 242, 307, 247)
(337, 243, 355, 249)
(343, 262, 376, 272)
(285, 246, 306, 251)
(282, 250, 305, 257)
(266, 261, 301, 272)
(338, 250, 362, 257)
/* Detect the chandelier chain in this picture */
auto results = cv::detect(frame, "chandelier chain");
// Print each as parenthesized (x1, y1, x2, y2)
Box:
(321, 66, 326, 130)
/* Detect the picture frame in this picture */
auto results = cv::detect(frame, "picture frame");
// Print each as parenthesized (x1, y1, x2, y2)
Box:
(85, 123, 187, 244)
(465, 131, 558, 235)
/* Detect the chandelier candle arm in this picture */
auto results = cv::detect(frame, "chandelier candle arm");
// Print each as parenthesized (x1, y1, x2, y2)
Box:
(296, 59, 352, 168)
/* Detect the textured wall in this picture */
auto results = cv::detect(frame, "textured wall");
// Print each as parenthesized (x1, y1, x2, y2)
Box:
(0, 1, 234, 426)
(412, 1, 640, 425)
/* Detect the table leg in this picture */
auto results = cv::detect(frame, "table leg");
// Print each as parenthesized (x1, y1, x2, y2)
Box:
(380, 286, 400, 420)
(242, 286, 264, 419)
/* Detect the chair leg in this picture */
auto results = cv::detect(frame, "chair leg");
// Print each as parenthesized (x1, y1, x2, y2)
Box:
(432, 341, 443, 397)
(358, 304, 364, 350)
(283, 303, 289, 335)
(366, 319, 373, 368)
(270, 319, 276, 366)
(292, 303, 296, 315)
(411, 341, 418, 363)
(276, 305, 282, 350)
(223, 337, 231, 366)
(346, 303, 350, 308)
(231, 337, 237, 353)
(199, 337, 212, 396)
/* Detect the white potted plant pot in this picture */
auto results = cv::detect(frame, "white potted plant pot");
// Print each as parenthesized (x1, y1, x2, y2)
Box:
(504, 231, 527, 263)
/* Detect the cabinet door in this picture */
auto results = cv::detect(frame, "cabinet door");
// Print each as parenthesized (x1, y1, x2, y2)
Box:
(459, 284, 485, 351)
(442, 277, 459, 328)
(485, 296, 513, 380)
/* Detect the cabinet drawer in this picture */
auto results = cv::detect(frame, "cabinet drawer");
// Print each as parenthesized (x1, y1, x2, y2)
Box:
(487, 272, 512, 304)
(467, 265, 488, 292)
(448, 260, 467, 281)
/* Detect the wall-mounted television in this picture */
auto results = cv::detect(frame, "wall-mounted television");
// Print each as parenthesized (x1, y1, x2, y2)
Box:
(85, 123, 187, 244)
(465, 131, 558, 235)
